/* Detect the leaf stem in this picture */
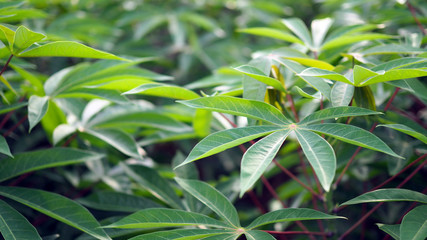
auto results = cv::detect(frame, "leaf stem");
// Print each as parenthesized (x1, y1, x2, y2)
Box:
(2, 115, 28, 137)
(0, 54, 14, 76)
(406, 0, 426, 35)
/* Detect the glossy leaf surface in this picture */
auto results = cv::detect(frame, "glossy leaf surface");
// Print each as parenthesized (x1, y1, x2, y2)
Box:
(378, 124, 427, 144)
(400, 205, 427, 240)
(299, 106, 380, 125)
(340, 189, 427, 206)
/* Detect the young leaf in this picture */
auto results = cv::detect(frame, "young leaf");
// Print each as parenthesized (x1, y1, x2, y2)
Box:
(237, 27, 303, 44)
(353, 65, 379, 86)
(321, 34, 392, 51)
(377, 124, 427, 144)
(0, 147, 103, 182)
(282, 18, 313, 48)
(77, 191, 163, 212)
(377, 224, 400, 240)
(175, 178, 240, 228)
(360, 69, 427, 86)
(0, 186, 111, 240)
(178, 96, 291, 125)
(311, 18, 333, 49)
(123, 83, 200, 100)
(371, 58, 427, 72)
(246, 208, 345, 229)
(400, 205, 427, 240)
(27, 95, 49, 132)
(0, 199, 42, 240)
(245, 230, 276, 240)
(122, 164, 184, 209)
(331, 81, 354, 107)
(176, 126, 283, 168)
(299, 67, 353, 85)
(12, 25, 45, 54)
(105, 208, 231, 229)
(0, 24, 16, 48)
(299, 106, 381, 125)
(17, 41, 127, 61)
(284, 57, 334, 71)
(128, 229, 228, 240)
(234, 65, 286, 92)
(340, 189, 427, 206)
(84, 128, 141, 160)
(295, 129, 336, 192)
(240, 130, 291, 197)
(0, 135, 12, 158)
(304, 123, 401, 158)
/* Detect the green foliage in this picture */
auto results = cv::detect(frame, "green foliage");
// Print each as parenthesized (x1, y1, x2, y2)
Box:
(0, 1, 426, 239)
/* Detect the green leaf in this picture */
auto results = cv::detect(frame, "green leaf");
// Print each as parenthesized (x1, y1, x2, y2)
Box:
(321, 34, 393, 51)
(245, 230, 276, 240)
(282, 18, 313, 48)
(0, 135, 12, 158)
(0, 186, 111, 240)
(123, 83, 200, 100)
(0, 102, 27, 114)
(85, 128, 141, 159)
(331, 81, 354, 107)
(274, 58, 332, 99)
(105, 208, 231, 229)
(175, 178, 240, 228)
(0, 199, 42, 240)
(295, 129, 335, 192)
(202, 233, 241, 240)
(0, 147, 103, 182)
(57, 88, 129, 104)
(178, 96, 291, 125)
(377, 224, 400, 240)
(304, 123, 401, 158)
(0, 24, 15, 48)
(246, 208, 345, 229)
(129, 229, 228, 240)
(237, 27, 303, 44)
(400, 205, 427, 240)
(122, 164, 184, 209)
(360, 69, 427, 86)
(299, 106, 381, 125)
(377, 124, 427, 144)
(0, 75, 16, 93)
(353, 65, 379, 86)
(77, 191, 163, 212)
(371, 58, 427, 72)
(340, 189, 427, 206)
(17, 41, 127, 60)
(299, 67, 353, 85)
(240, 130, 291, 197)
(193, 109, 212, 137)
(311, 18, 333, 49)
(353, 86, 376, 111)
(177, 126, 283, 168)
(362, 44, 426, 56)
(12, 25, 45, 54)
(234, 65, 286, 92)
(27, 95, 49, 132)
(284, 57, 334, 71)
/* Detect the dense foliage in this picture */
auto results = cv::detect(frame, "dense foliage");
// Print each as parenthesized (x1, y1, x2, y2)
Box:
(0, 0, 426, 239)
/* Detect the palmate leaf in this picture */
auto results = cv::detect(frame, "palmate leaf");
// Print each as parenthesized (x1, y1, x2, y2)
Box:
(0, 147, 103, 182)
(178, 96, 291, 125)
(299, 106, 381, 125)
(282, 18, 313, 48)
(0, 199, 42, 240)
(304, 123, 401, 158)
(234, 65, 286, 92)
(340, 189, 427, 206)
(0, 186, 111, 240)
(295, 129, 335, 192)
(246, 208, 345, 229)
(122, 164, 184, 210)
(400, 205, 427, 240)
(175, 178, 240, 228)
(12, 25, 45, 54)
(129, 229, 228, 240)
(176, 126, 283, 168)
(245, 230, 275, 240)
(105, 209, 230, 229)
(17, 41, 127, 61)
(0, 135, 12, 158)
(240, 130, 291, 197)
(378, 124, 427, 144)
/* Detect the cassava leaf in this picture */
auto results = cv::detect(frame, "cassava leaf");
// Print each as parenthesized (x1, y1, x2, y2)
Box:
(299, 106, 381, 125)
(245, 230, 275, 240)
(282, 18, 313, 48)
(237, 27, 303, 44)
(175, 178, 240, 228)
(27, 95, 49, 132)
(12, 25, 45, 54)
(128, 229, 228, 240)
(400, 205, 427, 240)
(240, 130, 291, 197)
(340, 189, 427, 206)
(331, 81, 354, 107)
(0, 135, 12, 158)
(123, 83, 200, 100)
(377, 124, 427, 144)
(0, 186, 111, 240)
(377, 224, 400, 240)
(234, 65, 286, 92)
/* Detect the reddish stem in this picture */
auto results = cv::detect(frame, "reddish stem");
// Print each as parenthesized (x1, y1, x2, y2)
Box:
(286, 94, 299, 122)
(0, 54, 14, 76)
(2, 115, 28, 137)
(248, 190, 267, 214)
(383, 88, 400, 112)
(406, 1, 427, 35)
